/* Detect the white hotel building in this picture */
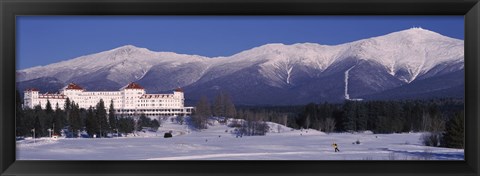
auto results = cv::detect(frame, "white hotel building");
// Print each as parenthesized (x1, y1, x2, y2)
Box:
(23, 83, 194, 117)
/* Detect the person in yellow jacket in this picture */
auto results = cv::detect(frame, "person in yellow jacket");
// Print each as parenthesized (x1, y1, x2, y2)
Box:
(332, 142, 340, 152)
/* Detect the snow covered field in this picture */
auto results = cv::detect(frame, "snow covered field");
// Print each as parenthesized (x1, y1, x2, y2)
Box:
(17, 118, 464, 160)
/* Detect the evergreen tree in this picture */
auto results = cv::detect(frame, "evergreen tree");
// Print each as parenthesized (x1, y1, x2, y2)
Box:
(44, 100, 54, 135)
(85, 106, 99, 137)
(342, 101, 357, 132)
(15, 89, 29, 136)
(442, 110, 464, 148)
(33, 115, 43, 138)
(137, 113, 150, 131)
(151, 119, 160, 130)
(33, 105, 45, 137)
(63, 98, 72, 135)
(64, 98, 71, 124)
(52, 103, 64, 135)
(45, 100, 53, 114)
(69, 102, 83, 138)
(388, 101, 405, 133)
(96, 99, 109, 137)
(108, 99, 117, 134)
(118, 116, 135, 135)
(356, 103, 368, 131)
(22, 108, 36, 137)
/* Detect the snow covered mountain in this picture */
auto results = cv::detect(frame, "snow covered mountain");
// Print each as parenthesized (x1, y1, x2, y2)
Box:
(17, 28, 464, 105)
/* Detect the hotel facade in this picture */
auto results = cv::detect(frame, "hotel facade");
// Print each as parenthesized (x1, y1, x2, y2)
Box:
(23, 83, 193, 117)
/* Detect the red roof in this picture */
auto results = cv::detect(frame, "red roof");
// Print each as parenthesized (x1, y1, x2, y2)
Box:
(25, 88, 39, 92)
(124, 82, 144, 89)
(174, 87, 183, 92)
(65, 83, 84, 90)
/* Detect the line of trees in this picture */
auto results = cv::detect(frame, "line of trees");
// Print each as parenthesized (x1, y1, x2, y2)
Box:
(191, 92, 238, 129)
(16, 90, 160, 138)
(191, 92, 299, 136)
(191, 92, 270, 136)
(290, 99, 464, 149)
(291, 99, 463, 133)
(234, 99, 464, 148)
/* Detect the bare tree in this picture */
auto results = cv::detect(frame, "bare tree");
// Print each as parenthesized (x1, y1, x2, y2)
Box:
(192, 96, 211, 129)
(324, 118, 336, 134)
(281, 114, 288, 127)
(304, 115, 310, 129)
(213, 92, 225, 117)
(224, 95, 237, 119)
(421, 111, 431, 132)
(213, 91, 236, 119)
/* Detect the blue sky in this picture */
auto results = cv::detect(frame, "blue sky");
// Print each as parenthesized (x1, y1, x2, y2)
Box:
(17, 16, 463, 70)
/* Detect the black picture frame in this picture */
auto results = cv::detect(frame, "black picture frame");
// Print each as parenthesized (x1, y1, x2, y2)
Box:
(1, 0, 479, 175)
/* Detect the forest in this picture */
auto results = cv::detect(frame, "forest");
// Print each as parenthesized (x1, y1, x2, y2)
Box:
(16, 89, 464, 149)
(232, 98, 464, 148)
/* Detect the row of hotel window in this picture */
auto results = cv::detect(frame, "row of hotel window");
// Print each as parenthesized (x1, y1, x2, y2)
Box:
(72, 91, 144, 95)
(35, 98, 179, 103)
(34, 100, 181, 108)
(116, 109, 191, 112)
(71, 97, 180, 103)
(137, 104, 182, 107)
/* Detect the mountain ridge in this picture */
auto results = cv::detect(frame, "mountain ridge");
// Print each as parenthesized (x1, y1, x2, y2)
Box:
(17, 28, 464, 105)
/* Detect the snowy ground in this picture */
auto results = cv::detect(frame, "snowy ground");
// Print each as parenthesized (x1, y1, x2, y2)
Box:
(16, 117, 464, 160)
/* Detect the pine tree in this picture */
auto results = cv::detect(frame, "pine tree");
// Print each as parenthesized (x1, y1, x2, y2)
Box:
(69, 103, 83, 138)
(342, 101, 357, 132)
(108, 99, 117, 134)
(85, 106, 99, 137)
(45, 100, 53, 114)
(33, 105, 45, 137)
(96, 99, 109, 137)
(22, 108, 36, 137)
(16, 89, 28, 136)
(442, 110, 464, 149)
(44, 100, 54, 135)
(64, 98, 71, 122)
(137, 113, 150, 131)
(356, 103, 368, 131)
(151, 119, 160, 130)
(118, 116, 135, 135)
(52, 103, 64, 135)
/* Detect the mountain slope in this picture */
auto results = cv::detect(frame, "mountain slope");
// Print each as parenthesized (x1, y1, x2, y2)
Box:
(16, 28, 464, 105)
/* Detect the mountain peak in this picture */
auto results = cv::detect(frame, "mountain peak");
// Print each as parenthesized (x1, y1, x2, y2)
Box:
(402, 27, 441, 35)
(382, 27, 453, 41)
(116, 44, 140, 49)
(110, 45, 151, 54)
